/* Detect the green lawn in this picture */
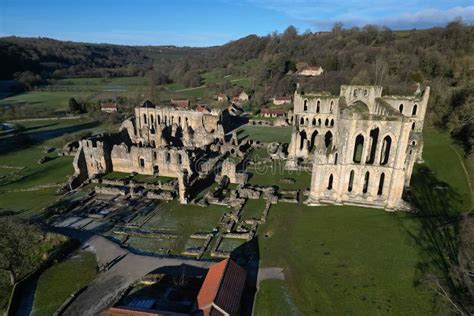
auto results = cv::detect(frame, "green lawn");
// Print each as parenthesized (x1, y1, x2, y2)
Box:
(248, 161, 311, 190)
(31, 250, 97, 316)
(254, 280, 298, 316)
(240, 198, 267, 220)
(236, 126, 293, 143)
(0, 91, 93, 113)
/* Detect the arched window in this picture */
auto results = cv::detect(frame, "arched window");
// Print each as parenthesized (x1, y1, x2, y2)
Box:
(334, 153, 338, 165)
(303, 99, 308, 111)
(348, 170, 354, 192)
(353, 89, 358, 97)
(377, 173, 385, 195)
(318, 118, 322, 126)
(139, 158, 145, 168)
(178, 117, 182, 126)
(412, 104, 418, 116)
(157, 115, 161, 124)
(178, 154, 182, 165)
(143, 114, 147, 124)
(412, 122, 416, 130)
(364, 89, 368, 96)
(153, 151, 157, 159)
(363, 171, 370, 193)
(330, 101, 334, 113)
(366, 127, 379, 164)
(399, 104, 404, 114)
(324, 118, 329, 126)
(299, 130, 307, 149)
(150, 114, 154, 125)
(327, 174, 334, 190)
(312, 118, 316, 126)
(166, 153, 171, 163)
(330, 119, 334, 127)
(316, 100, 321, 113)
(325, 131, 333, 148)
(353, 134, 364, 163)
(380, 136, 392, 165)
(310, 130, 318, 151)
(300, 117, 304, 125)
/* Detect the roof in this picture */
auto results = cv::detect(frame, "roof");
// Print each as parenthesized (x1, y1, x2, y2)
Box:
(274, 96, 291, 101)
(101, 103, 118, 109)
(106, 307, 159, 316)
(196, 104, 210, 113)
(197, 259, 246, 316)
(261, 108, 287, 115)
(171, 99, 189, 108)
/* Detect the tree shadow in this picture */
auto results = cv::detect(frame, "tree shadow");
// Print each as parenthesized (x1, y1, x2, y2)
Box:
(403, 166, 471, 312)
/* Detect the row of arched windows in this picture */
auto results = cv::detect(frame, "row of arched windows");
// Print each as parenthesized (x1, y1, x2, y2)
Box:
(303, 99, 335, 113)
(142, 113, 189, 127)
(399, 103, 418, 116)
(339, 171, 385, 195)
(299, 117, 335, 127)
(353, 133, 392, 165)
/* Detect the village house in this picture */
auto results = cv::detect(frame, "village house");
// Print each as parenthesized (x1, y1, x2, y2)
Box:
(298, 66, 324, 76)
(101, 102, 118, 113)
(233, 91, 249, 103)
(260, 108, 287, 118)
(171, 99, 190, 109)
(272, 96, 292, 105)
(215, 93, 228, 102)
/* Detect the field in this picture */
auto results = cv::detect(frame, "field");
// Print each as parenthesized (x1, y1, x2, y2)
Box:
(236, 125, 293, 143)
(0, 117, 110, 217)
(31, 250, 97, 316)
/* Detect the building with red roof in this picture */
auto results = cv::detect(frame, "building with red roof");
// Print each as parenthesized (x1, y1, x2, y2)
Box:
(260, 108, 287, 118)
(101, 102, 118, 113)
(197, 259, 247, 316)
(171, 99, 190, 109)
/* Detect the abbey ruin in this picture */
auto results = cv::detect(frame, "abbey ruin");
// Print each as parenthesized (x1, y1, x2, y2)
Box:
(287, 85, 430, 210)
(69, 84, 429, 211)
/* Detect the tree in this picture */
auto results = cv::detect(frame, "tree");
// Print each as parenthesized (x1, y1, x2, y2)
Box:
(68, 97, 84, 114)
(0, 218, 43, 285)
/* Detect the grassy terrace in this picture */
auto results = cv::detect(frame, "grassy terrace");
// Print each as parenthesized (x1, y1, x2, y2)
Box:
(248, 161, 311, 191)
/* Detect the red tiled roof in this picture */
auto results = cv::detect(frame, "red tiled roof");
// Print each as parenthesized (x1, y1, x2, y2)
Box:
(305, 66, 321, 71)
(197, 259, 246, 316)
(101, 103, 118, 109)
(274, 96, 291, 101)
(171, 99, 189, 108)
(261, 108, 287, 115)
(106, 307, 159, 316)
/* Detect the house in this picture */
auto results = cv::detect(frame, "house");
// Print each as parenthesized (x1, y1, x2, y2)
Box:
(233, 91, 249, 103)
(215, 93, 228, 102)
(171, 99, 190, 109)
(196, 104, 211, 114)
(272, 96, 292, 105)
(298, 66, 324, 76)
(238, 91, 249, 102)
(260, 108, 287, 118)
(197, 259, 247, 316)
(101, 102, 118, 113)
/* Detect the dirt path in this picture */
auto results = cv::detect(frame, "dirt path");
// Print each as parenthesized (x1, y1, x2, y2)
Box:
(449, 144, 474, 209)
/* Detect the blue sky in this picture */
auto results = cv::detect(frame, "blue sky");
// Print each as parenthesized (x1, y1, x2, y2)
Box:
(0, 0, 473, 46)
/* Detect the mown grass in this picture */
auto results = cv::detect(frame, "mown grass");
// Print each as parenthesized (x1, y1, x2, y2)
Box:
(248, 161, 311, 191)
(236, 125, 292, 143)
(254, 280, 298, 316)
(31, 250, 97, 316)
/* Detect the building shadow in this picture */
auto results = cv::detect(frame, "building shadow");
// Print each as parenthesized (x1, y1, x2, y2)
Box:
(402, 166, 471, 311)
(230, 235, 260, 316)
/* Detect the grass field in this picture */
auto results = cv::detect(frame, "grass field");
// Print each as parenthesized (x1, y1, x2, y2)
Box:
(248, 161, 311, 190)
(254, 280, 299, 316)
(236, 125, 293, 143)
(31, 250, 97, 316)
(0, 118, 107, 217)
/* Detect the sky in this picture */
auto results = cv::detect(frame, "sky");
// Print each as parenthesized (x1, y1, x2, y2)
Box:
(0, 0, 473, 47)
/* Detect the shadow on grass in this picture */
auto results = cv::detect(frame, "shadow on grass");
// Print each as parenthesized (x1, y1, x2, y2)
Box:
(0, 121, 99, 154)
(404, 166, 471, 313)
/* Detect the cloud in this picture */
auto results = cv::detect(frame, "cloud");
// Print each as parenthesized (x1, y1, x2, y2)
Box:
(245, 0, 474, 30)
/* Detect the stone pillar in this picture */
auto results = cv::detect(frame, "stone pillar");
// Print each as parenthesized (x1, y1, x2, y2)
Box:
(178, 169, 189, 204)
